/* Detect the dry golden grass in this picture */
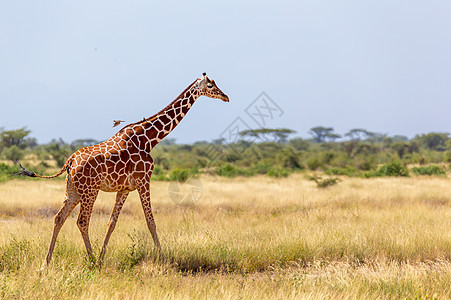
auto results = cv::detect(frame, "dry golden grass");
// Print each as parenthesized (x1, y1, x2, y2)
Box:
(0, 174, 450, 299)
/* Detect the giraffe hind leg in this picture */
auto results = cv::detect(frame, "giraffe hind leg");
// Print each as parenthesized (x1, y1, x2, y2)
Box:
(77, 189, 99, 265)
(138, 182, 161, 249)
(45, 177, 79, 266)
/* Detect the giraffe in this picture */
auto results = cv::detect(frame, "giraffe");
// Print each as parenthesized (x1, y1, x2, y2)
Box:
(19, 73, 229, 266)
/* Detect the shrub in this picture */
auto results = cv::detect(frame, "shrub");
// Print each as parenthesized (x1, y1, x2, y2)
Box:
(411, 165, 446, 176)
(444, 151, 451, 163)
(308, 175, 340, 188)
(153, 165, 164, 175)
(1, 145, 24, 162)
(216, 163, 248, 177)
(324, 167, 357, 176)
(250, 162, 273, 175)
(306, 157, 321, 170)
(377, 161, 409, 177)
(152, 165, 168, 181)
(168, 168, 198, 182)
(0, 163, 17, 183)
(321, 152, 335, 165)
(43, 143, 72, 167)
(168, 168, 190, 182)
(280, 149, 302, 170)
(418, 156, 426, 165)
(267, 168, 290, 178)
(355, 158, 376, 171)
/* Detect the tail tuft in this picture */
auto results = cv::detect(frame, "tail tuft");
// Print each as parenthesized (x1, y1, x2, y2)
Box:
(18, 162, 37, 177)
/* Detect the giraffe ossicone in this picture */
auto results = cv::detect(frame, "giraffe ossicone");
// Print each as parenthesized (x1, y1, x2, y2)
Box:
(19, 73, 229, 266)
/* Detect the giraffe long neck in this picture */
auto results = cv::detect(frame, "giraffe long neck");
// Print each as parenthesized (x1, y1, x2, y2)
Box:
(148, 82, 200, 146)
(118, 80, 201, 151)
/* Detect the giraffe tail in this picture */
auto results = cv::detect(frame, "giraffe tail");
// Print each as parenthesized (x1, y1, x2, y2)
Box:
(18, 156, 73, 179)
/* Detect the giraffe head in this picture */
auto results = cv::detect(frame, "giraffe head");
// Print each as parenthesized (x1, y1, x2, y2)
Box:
(197, 73, 229, 102)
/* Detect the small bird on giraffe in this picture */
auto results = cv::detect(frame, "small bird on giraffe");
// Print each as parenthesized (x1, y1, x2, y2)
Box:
(112, 120, 125, 127)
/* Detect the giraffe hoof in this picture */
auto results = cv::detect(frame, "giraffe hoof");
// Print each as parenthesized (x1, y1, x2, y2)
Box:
(37, 263, 48, 272)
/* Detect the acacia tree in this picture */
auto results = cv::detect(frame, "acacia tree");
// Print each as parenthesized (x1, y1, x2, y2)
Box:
(415, 133, 449, 151)
(366, 132, 387, 143)
(289, 138, 310, 151)
(0, 127, 31, 150)
(2, 145, 24, 162)
(309, 126, 341, 143)
(391, 141, 410, 159)
(240, 128, 296, 143)
(70, 139, 100, 151)
(44, 139, 72, 167)
(344, 128, 371, 141)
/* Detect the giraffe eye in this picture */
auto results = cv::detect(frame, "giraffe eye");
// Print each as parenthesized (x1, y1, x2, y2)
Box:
(207, 84, 213, 89)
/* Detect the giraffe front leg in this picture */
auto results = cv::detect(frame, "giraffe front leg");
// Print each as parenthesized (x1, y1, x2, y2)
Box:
(77, 190, 99, 265)
(138, 182, 161, 249)
(98, 191, 129, 265)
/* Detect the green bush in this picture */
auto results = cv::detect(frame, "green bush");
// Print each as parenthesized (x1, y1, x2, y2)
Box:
(151, 165, 168, 181)
(216, 163, 249, 177)
(0, 163, 17, 183)
(306, 157, 321, 170)
(153, 165, 164, 175)
(1, 145, 24, 162)
(324, 167, 357, 176)
(45, 143, 72, 167)
(361, 170, 378, 178)
(168, 168, 197, 182)
(377, 161, 409, 177)
(444, 151, 451, 163)
(411, 165, 446, 176)
(280, 150, 302, 170)
(355, 158, 376, 171)
(250, 162, 273, 175)
(267, 168, 290, 178)
(321, 152, 335, 165)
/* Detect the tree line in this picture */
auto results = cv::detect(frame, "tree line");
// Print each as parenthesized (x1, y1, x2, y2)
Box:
(0, 126, 450, 182)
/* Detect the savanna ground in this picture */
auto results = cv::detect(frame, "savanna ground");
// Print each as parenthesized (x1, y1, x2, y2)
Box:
(0, 174, 450, 299)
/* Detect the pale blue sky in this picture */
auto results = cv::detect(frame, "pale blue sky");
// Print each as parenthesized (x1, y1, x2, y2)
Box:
(1, 1, 450, 144)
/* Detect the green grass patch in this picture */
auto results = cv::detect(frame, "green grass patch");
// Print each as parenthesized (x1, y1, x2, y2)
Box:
(0, 237, 34, 272)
